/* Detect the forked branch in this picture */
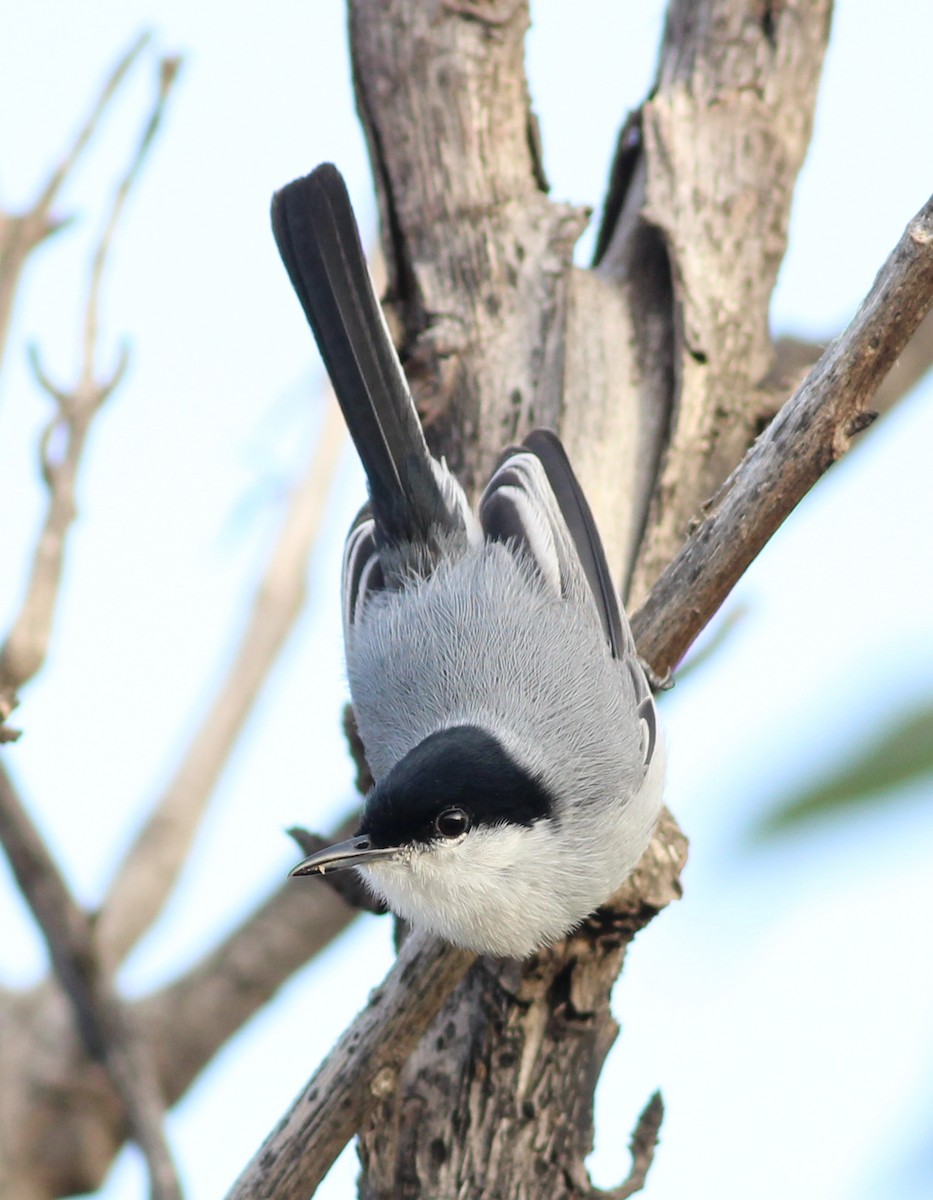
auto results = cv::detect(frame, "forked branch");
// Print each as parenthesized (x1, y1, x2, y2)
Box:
(0, 764, 182, 1200)
(0, 47, 184, 1198)
(632, 191, 933, 677)
(0, 49, 181, 732)
(0, 33, 150, 380)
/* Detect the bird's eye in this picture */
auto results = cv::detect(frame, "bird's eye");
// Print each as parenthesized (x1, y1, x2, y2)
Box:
(434, 807, 471, 839)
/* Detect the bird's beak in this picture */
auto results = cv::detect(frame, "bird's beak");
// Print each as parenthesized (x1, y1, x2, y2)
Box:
(289, 835, 399, 877)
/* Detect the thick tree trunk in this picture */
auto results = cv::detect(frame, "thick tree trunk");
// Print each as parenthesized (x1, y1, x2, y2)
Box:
(346, 0, 832, 1195)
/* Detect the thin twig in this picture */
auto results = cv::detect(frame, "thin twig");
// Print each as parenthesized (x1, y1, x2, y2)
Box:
(631, 191, 933, 678)
(598, 1092, 664, 1200)
(0, 52, 182, 729)
(0, 33, 151, 376)
(36, 34, 154, 216)
(0, 53, 183, 1191)
(136, 815, 363, 1104)
(80, 54, 181, 401)
(225, 932, 475, 1200)
(96, 398, 347, 967)
(0, 761, 183, 1200)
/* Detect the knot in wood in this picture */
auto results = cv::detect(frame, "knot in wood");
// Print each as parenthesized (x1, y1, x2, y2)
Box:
(369, 1066, 397, 1098)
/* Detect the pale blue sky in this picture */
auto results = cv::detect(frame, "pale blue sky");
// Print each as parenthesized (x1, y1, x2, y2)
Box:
(2, 3, 932, 1198)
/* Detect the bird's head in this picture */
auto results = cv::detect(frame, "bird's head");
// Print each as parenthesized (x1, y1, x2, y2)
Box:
(289, 724, 579, 957)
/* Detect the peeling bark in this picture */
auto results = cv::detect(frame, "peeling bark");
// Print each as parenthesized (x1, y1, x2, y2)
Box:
(600, 0, 834, 605)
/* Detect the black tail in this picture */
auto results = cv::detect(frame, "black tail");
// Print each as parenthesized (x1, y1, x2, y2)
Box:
(271, 164, 451, 546)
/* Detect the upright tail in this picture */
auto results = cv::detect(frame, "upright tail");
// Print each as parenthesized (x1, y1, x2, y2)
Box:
(271, 164, 453, 547)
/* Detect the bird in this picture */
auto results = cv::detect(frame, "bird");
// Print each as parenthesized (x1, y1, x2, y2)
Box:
(271, 163, 664, 959)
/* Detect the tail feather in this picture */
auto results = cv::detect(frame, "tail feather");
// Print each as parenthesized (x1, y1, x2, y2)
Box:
(271, 163, 451, 546)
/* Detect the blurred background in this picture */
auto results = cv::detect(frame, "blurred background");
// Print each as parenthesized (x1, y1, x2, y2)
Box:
(1, 2, 931, 1196)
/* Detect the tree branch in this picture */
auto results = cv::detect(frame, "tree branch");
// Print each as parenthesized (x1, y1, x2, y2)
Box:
(769, 303, 933, 422)
(0, 50, 181, 733)
(0, 761, 182, 1200)
(595, 1092, 664, 1200)
(226, 3, 926, 1197)
(225, 932, 476, 1200)
(632, 190, 933, 678)
(96, 398, 346, 967)
(0, 814, 369, 1199)
(873, 304, 933, 411)
(136, 817, 364, 1103)
(10, 6, 928, 1198)
(0, 33, 150, 383)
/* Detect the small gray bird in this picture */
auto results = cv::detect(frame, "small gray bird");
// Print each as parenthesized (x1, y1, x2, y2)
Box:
(272, 164, 664, 958)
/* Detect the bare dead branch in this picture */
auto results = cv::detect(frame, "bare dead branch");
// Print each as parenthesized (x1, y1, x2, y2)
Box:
(9, 6, 929, 1196)
(764, 305, 933, 426)
(770, 302, 933, 422)
(79, 54, 181, 402)
(0, 761, 182, 1200)
(96, 399, 346, 967)
(632, 192, 933, 678)
(0, 815, 367, 1198)
(0, 34, 150, 376)
(36, 35, 155, 217)
(225, 932, 476, 1200)
(0, 51, 181, 731)
(874, 304, 933, 411)
(135, 816, 361, 1103)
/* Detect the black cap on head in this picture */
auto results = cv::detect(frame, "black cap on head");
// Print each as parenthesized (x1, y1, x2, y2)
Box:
(361, 725, 555, 850)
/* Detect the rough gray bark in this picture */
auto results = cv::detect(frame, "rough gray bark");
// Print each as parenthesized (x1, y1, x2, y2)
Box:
(603, 0, 834, 605)
(227, 933, 477, 1199)
(357, 817, 686, 1200)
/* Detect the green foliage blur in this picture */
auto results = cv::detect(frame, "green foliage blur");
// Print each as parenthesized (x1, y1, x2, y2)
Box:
(755, 699, 933, 837)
